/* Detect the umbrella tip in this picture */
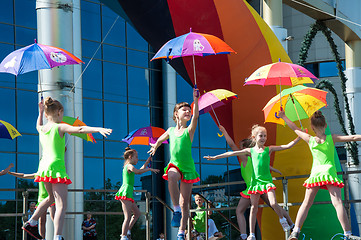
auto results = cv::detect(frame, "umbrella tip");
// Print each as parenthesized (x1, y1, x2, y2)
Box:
(278, 58, 281, 62)
(34, 39, 37, 43)
(190, 27, 192, 32)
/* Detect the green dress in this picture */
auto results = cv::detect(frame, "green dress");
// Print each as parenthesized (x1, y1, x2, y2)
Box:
(193, 206, 206, 233)
(35, 124, 71, 184)
(163, 127, 200, 183)
(115, 164, 135, 202)
(240, 157, 253, 198)
(247, 147, 276, 194)
(303, 135, 344, 189)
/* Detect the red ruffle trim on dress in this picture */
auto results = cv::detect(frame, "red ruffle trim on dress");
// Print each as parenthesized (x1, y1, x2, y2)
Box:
(115, 196, 134, 203)
(240, 192, 250, 199)
(248, 186, 276, 195)
(303, 180, 344, 190)
(162, 163, 200, 183)
(35, 176, 72, 185)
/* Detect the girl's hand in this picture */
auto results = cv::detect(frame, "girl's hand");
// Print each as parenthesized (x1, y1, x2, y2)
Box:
(39, 100, 44, 113)
(193, 88, 200, 99)
(150, 168, 160, 174)
(99, 128, 112, 137)
(274, 169, 282, 175)
(148, 143, 156, 156)
(203, 155, 216, 161)
(277, 110, 286, 119)
(219, 125, 225, 133)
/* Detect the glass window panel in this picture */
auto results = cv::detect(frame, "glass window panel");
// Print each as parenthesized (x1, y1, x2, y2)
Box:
(192, 147, 200, 164)
(200, 164, 227, 185)
(105, 141, 124, 159)
(105, 158, 122, 188)
(103, 44, 126, 64)
(16, 70, 37, 91)
(82, 40, 102, 59)
(83, 98, 103, 128)
(81, 1, 101, 41)
(0, 44, 16, 88)
(0, 0, 14, 23)
(134, 165, 151, 189)
(200, 148, 227, 164)
(319, 61, 340, 78)
(103, 62, 126, 102)
(0, 153, 16, 200)
(84, 157, 104, 189)
(200, 114, 227, 148)
(128, 105, 150, 130)
(82, 59, 102, 99)
(0, 88, 15, 124)
(17, 154, 39, 175)
(17, 135, 38, 153)
(176, 74, 193, 104)
(17, 90, 37, 134)
(104, 101, 127, 140)
(126, 23, 148, 51)
(84, 139, 103, 158)
(0, 24, 14, 43)
(131, 145, 150, 161)
(127, 66, 149, 105)
(15, 0, 36, 28)
(127, 49, 148, 68)
(101, 7, 125, 46)
(15, 27, 37, 46)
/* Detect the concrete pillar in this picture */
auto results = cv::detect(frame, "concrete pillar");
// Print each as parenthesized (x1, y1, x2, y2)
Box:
(345, 39, 361, 234)
(162, 61, 177, 240)
(36, 0, 82, 239)
(262, 0, 289, 53)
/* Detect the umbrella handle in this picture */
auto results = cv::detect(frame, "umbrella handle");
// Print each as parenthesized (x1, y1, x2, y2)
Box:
(274, 107, 283, 119)
(194, 84, 199, 97)
(217, 132, 224, 137)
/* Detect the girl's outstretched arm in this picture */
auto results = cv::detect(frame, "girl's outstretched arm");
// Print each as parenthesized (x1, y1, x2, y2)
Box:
(58, 124, 112, 138)
(127, 164, 160, 175)
(148, 128, 170, 156)
(219, 125, 248, 166)
(269, 136, 301, 152)
(0, 163, 14, 176)
(333, 134, 361, 142)
(188, 88, 199, 141)
(140, 156, 152, 170)
(278, 110, 310, 143)
(204, 148, 250, 161)
(8, 171, 35, 179)
(270, 166, 282, 175)
(36, 100, 44, 132)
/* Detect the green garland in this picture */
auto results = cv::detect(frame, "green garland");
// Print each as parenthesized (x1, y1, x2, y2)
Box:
(298, 20, 359, 165)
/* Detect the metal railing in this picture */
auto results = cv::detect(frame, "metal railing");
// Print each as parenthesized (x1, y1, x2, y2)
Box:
(0, 169, 361, 240)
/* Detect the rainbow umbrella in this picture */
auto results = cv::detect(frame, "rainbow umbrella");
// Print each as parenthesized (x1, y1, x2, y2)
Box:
(61, 116, 96, 143)
(122, 126, 168, 146)
(193, 89, 237, 136)
(0, 120, 21, 140)
(263, 85, 328, 127)
(151, 28, 235, 87)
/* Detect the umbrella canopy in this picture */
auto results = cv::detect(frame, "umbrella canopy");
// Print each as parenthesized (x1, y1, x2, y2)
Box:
(263, 85, 328, 125)
(61, 116, 96, 143)
(122, 126, 168, 146)
(151, 29, 235, 61)
(244, 61, 317, 86)
(0, 120, 21, 140)
(196, 89, 238, 115)
(0, 41, 83, 76)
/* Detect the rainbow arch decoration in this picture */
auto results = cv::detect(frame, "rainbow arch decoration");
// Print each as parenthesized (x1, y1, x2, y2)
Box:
(100, 0, 352, 238)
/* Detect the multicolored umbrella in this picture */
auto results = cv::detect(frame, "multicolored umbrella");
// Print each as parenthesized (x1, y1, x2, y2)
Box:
(193, 89, 237, 136)
(263, 85, 328, 126)
(0, 120, 21, 140)
(151, 28, 235, 87)
(122, 126, 168, 146)
(244, 61, 317, 86)
(61, 116, 96, 143)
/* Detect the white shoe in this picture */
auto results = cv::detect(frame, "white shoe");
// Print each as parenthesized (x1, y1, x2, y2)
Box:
(280, 218, 290, 232)
(247, 235, 256, 240)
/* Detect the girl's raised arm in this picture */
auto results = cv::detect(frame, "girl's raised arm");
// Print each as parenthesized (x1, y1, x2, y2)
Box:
(148, 129, 170, 156)
(36, 100, 44, 133)
(58, 124, 112, 138)
(204, 148, 250, 161)
(219, 125, 239, 151)
(269, 136, 301, 152)
(333, 134, 361, 143)
(140, 156, 152, 170)
(188, 88, 199, 140)
(278, 110, 310, 143)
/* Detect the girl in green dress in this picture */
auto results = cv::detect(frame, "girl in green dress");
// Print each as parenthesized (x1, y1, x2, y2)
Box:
(279, 110, 361, 240)
(148, 88, 199, 240)
(204, 125, 300, 240)
(116, 147, 159, 240)
(23, 97, 112, 240)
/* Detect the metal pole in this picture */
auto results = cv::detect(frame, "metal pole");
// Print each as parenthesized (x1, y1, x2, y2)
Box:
(205, 202, 209, 240)
(22, 191, 29, 240)
(282, 178, 289, 240)
(343, 172, 351, 221)
(146, 192, 150, 240)
(164, 205, 167, 240)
